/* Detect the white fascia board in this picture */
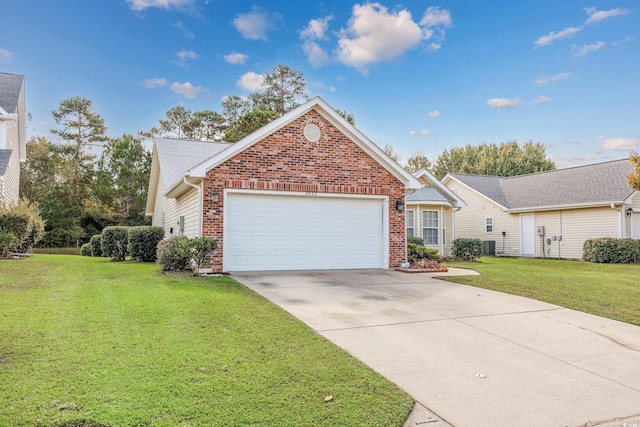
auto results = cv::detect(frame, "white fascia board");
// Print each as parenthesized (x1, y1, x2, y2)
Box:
(504, 201, 627, 213)
(188, 96, 422, 190)
(623, 190, 638, 205)
(443, 174, 507, 210)
(145, 145, 161, 215)
(406, 200, 452, 207)
(413, 169, 466, 207)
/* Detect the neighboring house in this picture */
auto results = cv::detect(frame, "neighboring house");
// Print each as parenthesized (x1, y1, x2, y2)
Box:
(146, 96, 422, 272)
(405, 169, 466, 256)
(442, 159, 640, 259)
(0, 72, 26, 207)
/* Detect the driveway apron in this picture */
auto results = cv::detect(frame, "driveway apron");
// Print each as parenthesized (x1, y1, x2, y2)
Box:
(232, 269, 640, 427)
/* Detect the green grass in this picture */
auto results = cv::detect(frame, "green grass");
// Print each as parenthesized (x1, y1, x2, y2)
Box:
(0, 255, 413, 427)
(446, 257, 640, 326)
(32, 247, 81, 255)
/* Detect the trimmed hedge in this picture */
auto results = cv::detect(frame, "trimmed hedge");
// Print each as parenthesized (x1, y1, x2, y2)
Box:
(90, 234, 103, 257)
(80, 243, 92, 257)
(407, 243, 442, 263)
(101, 226, 129, 261)
(583, 238, 640, 264)
(452, 238, 483, 261)
(129, 226, 165, 262)
(156, 236, 191, 271)
(407, 236, 424, 246)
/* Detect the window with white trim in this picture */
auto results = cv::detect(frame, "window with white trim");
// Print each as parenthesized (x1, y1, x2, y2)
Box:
(485, 217, 494, 233)
(422, 210, 439, 245)
(406, 210, 415, 237)
(442, 214, 446, 245)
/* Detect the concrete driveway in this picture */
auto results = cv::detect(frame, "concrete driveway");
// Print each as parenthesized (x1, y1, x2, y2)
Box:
(232, 269, 640, 427)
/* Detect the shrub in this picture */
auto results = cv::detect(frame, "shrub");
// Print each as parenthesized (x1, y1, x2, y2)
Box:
(184, 237, 218, 275)
(452, 238, 483, 261)
(0, 231, 17, 257)
(156, 236, 191, 272)
(80, 242, 93, 257)
(90, 235, 103, 257)
(0, 199, 45, 254)
(101, 226, 130, 261)
(407, 236, 424, 246)
(407, 243, 442, 264)
(583, 238, 640, 264)
(129, 226, 165, 262)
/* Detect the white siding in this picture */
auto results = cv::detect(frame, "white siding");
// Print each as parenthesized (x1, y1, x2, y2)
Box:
(0, 122, 21, 206)
(151, 176, 200, 238)
(625, 192, 640, 238)
(446, 182, 521, 256)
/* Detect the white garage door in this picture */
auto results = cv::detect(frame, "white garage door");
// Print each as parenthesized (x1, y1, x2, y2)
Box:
(225, 192, 386, 271)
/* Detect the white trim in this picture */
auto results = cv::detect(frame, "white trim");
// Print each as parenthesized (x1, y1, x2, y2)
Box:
(222, 188, 390, 271)
(624, 191, 638, 205)
(421, 209, 439, 246)
(406, 209, 415, 238)
(506, 200, 628, 213)
(406, 200, 453, 207)
(413, 169, 466, 207)
(442, 175, 509, 210)
(485, 217, 494, 233)
(520, 213, 535, 256)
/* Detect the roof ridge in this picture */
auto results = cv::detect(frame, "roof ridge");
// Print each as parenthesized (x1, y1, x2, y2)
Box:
(501, 157, 630, 180)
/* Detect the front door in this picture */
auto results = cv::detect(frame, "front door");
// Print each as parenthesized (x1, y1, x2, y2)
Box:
(520, 213, 535, 256)
(633, 213, 640, 239)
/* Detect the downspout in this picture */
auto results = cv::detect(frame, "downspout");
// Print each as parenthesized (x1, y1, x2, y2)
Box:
(610, 203, 623, 238)
(452, 207, 461, 246)
(403, 189, 418, 266)
(183, 176, 203, 237)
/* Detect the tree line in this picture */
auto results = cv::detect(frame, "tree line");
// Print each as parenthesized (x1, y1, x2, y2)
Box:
(20, 64, 557, 247)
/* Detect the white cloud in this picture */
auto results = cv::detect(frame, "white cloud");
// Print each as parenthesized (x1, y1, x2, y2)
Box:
(174, 21, 194, 39)
(142, 78, 168, 88)
(536, 72, 572, 85)
(329, 86, 336, 92)
(170, 82, 203, 99)
(303, 42, 331, 68)
(421, 129, 432, 135)
(602, 137, 638, 151)
(584, 7, 628, 25)
(574, 41, 605, 57)
(428, 110, 440, 117)
(612, 36, 634, 46)
(233, 7, 279, 41)
(176, 50, 197, 61)
(420, 7, 452, 27)
(410, 129, 432, 136)
(126, 0, 194, 11)
(410, 130, 418, 136)
(223, 52, 249, 65)
(486, 98, 524, 109)
(336, 3, 426, 73)
(236, 71, 265, 91)
(534, 26, 582, 47)
(532, 96, 552, 105)
(300, 15, 332, 40)
(0, 48, 15, 62)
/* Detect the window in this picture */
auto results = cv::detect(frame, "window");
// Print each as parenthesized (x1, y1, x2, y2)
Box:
(442, 215, 446, 245)
(406, 210, 415, 237)
(486, 217, 494, 233)
(422, 210, 439, 245)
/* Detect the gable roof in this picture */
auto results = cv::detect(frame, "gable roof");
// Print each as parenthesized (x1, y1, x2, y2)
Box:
(446, 159, 636, 211)
(145, 138, 232, 215)
(164, 96, 422, 197)
(406, 168, 466, 207)
(0, 73, 24, 115)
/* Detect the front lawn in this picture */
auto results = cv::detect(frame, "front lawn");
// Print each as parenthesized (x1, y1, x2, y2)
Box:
(446, 257, 640, 326)
(0, 255, 413, 426)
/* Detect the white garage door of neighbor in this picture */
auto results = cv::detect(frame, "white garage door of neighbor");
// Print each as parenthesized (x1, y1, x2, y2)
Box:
(225, 193, 386, 271)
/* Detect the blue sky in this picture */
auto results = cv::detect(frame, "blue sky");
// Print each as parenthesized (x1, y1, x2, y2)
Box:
(2, 0, 638, 168)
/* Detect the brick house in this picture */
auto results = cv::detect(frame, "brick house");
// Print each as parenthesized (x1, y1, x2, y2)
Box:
(146, 96, 422, 272)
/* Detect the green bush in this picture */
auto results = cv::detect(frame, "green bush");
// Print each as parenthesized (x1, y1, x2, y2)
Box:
(184, 237, 218, 275)
(80, 242, 93, 257)
(452, 238, 483, 261)
(407, 236, 424, 246)
(583, 238, 640, 264)
(0, 199, 45, 254)
(407, 243, 442, 264)
(156, 236, 191, 271)
(101, 226, 130, 261)
(129, 226, 165, 262)
(0, 231, 17, 257)
(90, 234, 103, 257)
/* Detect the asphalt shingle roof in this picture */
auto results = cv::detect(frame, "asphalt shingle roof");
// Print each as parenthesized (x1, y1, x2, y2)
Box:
(155, 137, 232, 189)
(0, 73, 24, 114)
(451, 159, 636, 209)
(406, 186, 449, 202)
(0, 149, 12, 176)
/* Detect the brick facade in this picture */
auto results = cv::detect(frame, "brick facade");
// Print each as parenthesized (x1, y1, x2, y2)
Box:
(202, 110, 406, 271)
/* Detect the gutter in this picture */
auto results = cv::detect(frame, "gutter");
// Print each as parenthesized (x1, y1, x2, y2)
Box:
(182, 176, 203, 237)
(610, 203, 624, 238)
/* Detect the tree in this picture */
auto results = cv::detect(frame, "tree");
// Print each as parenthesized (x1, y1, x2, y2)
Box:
(185, 110, 227, 141)
(250, 65, 307, 115)
(50, 97, 107, 200)
(384, 144, 401, 164)
(158, 106, 193, 139)
(95, 134, 152, 225)
(223, 108, 280, 143)
(335, 109, 356, 126)
(405, 149, 432, 173)
(629, 152, 640, 190)
(221, 95, 250, 124)
(431, 141, 555, 179)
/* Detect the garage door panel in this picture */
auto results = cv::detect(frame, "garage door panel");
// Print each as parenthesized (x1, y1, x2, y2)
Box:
(225, 193, 386, 271)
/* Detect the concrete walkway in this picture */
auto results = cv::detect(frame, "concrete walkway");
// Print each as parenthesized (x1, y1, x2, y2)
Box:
(232, 269, 640, 427)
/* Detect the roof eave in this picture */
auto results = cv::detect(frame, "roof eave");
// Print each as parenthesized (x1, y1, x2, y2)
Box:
(504, 201, 627, 213)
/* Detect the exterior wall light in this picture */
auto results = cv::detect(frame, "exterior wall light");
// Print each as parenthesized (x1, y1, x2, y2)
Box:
(626, 207, 634, 217)
(395, 198, 405, 212)
(210, 191, 219, 202)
